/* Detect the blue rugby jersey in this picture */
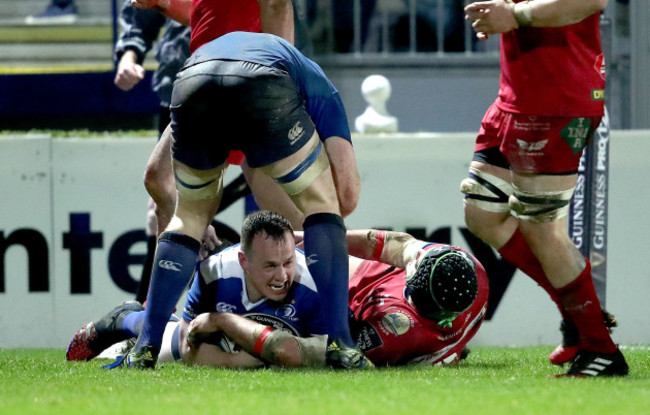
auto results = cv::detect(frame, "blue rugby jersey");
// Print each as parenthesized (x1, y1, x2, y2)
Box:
(182, 244, 326, 337)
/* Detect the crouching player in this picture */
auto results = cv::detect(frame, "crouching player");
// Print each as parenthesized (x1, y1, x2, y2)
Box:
(67, 215, 488, 368)
(68, 210, 329, 368)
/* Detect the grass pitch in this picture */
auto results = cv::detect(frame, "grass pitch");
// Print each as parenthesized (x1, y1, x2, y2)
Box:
(1, 346, 648, 415)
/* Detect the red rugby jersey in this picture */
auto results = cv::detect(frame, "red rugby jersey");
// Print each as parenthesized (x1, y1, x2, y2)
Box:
(189, 0, 261, 53)
(496, 8, 605, 117)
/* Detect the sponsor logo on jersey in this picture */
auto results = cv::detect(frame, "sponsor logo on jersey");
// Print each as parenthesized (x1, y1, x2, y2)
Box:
(516, 139, 548, 152)
(561, 117, 593, 154)
(158, 260, 182, 271)
(516, 139, 548, 158)
(276, 304, 297, 318)
(514, 119, 551, 132)
(244, 313, 300, 335)
(216, 302, 237, 313)
(288, 121, 305, 145)
(591, 89, 605, 101)
(379, 311, 414, 337)
(353, 321, 383, 352)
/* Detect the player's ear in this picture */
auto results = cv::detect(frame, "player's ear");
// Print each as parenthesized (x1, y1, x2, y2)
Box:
(238, 250, 248, 271)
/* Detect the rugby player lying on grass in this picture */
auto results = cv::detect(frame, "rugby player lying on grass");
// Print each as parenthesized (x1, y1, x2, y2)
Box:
(67, 210, 487, 368)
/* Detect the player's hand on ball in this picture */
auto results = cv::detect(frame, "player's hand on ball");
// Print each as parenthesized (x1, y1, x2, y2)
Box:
(187, 313, 219, 347)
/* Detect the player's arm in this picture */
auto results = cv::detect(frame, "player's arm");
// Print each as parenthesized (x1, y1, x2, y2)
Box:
(306, 74, 361, 219)
(114, 50, 145, 91)
(323, 137, 361, 218)
(131, 0, 191, 26)
(465, 0, 607, 37)
(178, 316, 265, 368)
(346, 230, 424, 270)
(114, 0, 165, 90)
(258, 0, 295, 44)
(183, 312, 313, 368)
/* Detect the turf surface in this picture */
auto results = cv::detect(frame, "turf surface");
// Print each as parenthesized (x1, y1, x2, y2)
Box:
(1, 346, 648, 415)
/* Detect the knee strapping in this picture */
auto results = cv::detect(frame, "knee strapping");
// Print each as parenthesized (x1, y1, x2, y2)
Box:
(460, 166, 513, 213)
(174, 166, 225, 200)
(508, 185, 574, 223)
(272, 141, 329, 195)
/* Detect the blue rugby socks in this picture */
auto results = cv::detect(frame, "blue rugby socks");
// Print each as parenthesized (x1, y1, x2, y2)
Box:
(133, 232, 200, 353)
(303, 213, 354, 347)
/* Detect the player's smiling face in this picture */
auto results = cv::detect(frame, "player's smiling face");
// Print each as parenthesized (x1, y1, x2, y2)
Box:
(241, 231, 296, 303)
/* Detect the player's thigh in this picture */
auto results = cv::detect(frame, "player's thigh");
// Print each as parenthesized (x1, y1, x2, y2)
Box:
(463, 115, 514, 218)
(510, 171, 577, 243)
(289, 164, 339, 216)
(167, 160, 226, 239)
(259, 132, 340, 216)
(461, 158, 516, 246)
(242, 163, 305, 229)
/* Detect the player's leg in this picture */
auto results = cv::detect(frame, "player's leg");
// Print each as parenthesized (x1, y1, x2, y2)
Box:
(509, 171, 627, 376)
(128, 161, 225, 369)
(461, 150, 567, 320)
(463, 108, 620, 369)
(463, 163, 621, 372)
(66, 301, 144, 361)
(460, 135, 583, 365)
(144, 125, 177, 235)
(461, 160, 518, 248)
(135, 108, 175, 303)
(134, 197, 158, 304)
(241, 162, 305, 230)
(460, 105, 521, 249)
(125, 61, 233, 369)
(257, 133, 372, 369)
(135, 125, 179, 307)
(510, 173, 586, 287)
(67, 301, 185, 367)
